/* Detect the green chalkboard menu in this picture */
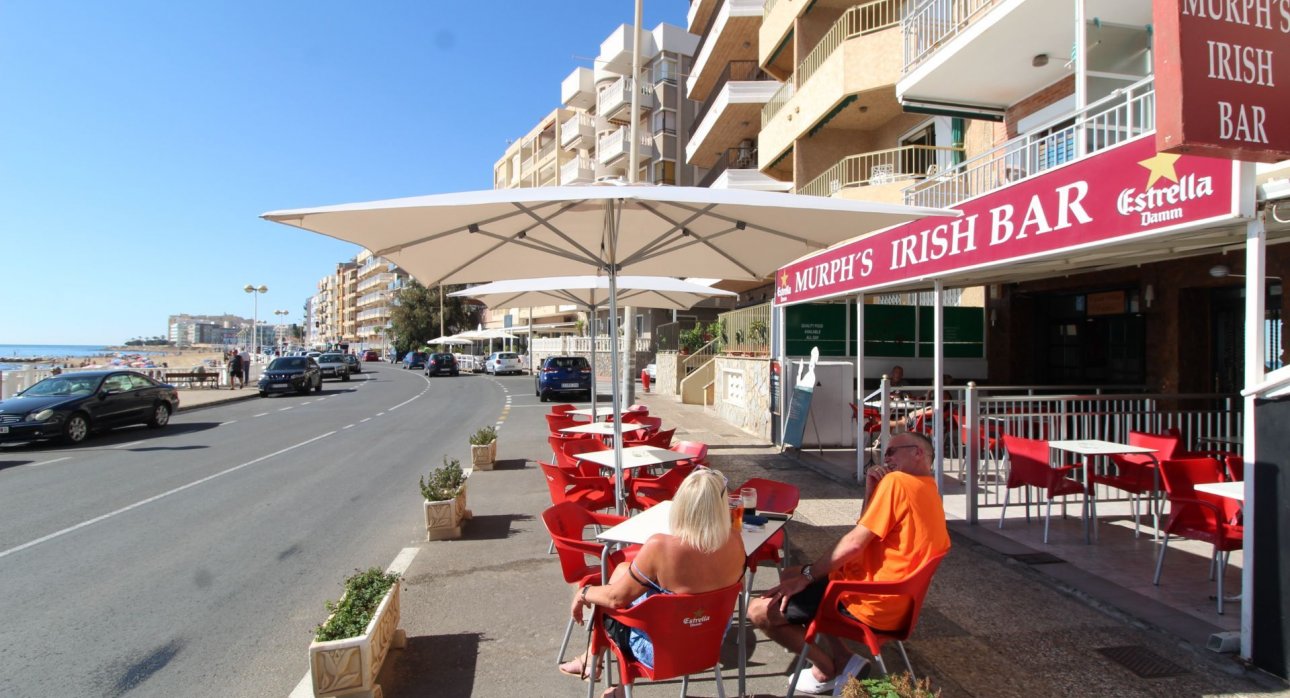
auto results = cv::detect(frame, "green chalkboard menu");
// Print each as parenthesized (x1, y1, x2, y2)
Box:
(785, 304, 848, 356)
(787, 303, 985, 359)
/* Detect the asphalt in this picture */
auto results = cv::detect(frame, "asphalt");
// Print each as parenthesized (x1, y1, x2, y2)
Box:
(172, 378, 1290, 697)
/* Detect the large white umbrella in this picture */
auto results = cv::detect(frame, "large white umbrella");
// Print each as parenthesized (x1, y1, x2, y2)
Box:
(263, 184, 953, 511)
(426, 336, 472, 346)
(451, 275, 738, 419)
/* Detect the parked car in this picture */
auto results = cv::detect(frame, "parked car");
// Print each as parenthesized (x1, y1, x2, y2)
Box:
(362, 349, 381, 362)
(535, 356, 592, 402)
(0, 370, 179, 445)
(343, 354, 361, 374)
(485, 352, 523, 375)
(425, 353, 459, 377)
(258, 356, 322, 396)
(316, 353, 351, 381)
(402, 351, 428, 370)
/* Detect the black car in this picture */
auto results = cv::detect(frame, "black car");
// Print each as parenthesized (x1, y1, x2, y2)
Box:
(535, 356, 592, 402)
(343, 354, 361, 374)
(258, 356, 323, 396)
(425, 353, 459, 377)
(0, 370, 179, 445)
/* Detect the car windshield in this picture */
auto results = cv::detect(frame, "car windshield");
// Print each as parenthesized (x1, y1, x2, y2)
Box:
(269, 357, 306, 370)
(319, 354, 343, 362)
(24, 375, 102, 396)
(498, 353, 518, 360)
(548, 357, 589, 370)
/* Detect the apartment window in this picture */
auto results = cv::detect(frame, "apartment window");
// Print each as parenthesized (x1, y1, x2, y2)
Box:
(652, 109, 676, 135)
(653, 160, 676, 185)
(652, 56, 678, 85)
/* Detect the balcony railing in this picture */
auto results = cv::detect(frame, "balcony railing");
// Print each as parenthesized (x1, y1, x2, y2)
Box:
(597, 127, 656, 165)
(691, 61, 774, 136)
(762, 0, 904, 126)
(797, 145, 963, 197)
(561, 155, 595, 184)
(560, 113, 596, 147)
(718, 302, 771, 355)
(905, 76, 1155, 209)
(698, 145, 759, 188)
(597, 77, 655, 120)
(902, 0, 1001, 74)
(763, 0, 784, 16)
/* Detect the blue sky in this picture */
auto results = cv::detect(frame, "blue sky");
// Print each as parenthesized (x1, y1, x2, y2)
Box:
(0, 1, 685, 345)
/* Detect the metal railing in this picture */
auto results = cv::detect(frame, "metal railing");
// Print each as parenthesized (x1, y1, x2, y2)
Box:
(902, 0, 1000, 74)
(529, 336, 652, 354)
(797, 145, 963, 197)
(761, 0, 904, 126)
(763, 0, 784, 17)
(718, 302, 771, 355)
(905, 76, 1155, 209)
(697, 145, 759, 188)
(691, 61, 774, 135)
(681, 338, 721, 376)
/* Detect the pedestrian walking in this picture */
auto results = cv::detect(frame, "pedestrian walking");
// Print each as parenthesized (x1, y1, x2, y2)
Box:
(228, 350, 243, 390)
(242, 350, 251, 386)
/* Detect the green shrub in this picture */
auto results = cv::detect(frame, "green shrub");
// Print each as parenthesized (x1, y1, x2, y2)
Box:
(419, 456, 466, 501)
(469, 425, 497, 445)
(314, 567, 401, 642)
(839, 673, 940, 698)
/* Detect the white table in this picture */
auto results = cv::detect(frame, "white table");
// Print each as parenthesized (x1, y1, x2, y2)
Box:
(597, 500, 788, 697)
(1195, 480, 1245, 502)
(574, 445, 691, 473)
(1049, 439, 1159, 544)
(559, 422, 620, 437)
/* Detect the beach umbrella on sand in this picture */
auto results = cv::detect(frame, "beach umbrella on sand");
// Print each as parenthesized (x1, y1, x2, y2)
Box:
(451, 275, 736, 420)
(263, 184, 952, 512)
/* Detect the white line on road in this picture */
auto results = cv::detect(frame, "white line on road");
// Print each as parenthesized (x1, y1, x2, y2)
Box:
(288, 546, 419, 698)
(376, 412, 385, 417)
(25, 457, 71, 468)
(221, 420, 239, 426)
(360, 418, 371, 423)
(0, 431, 336, 561)
(278, 406, 293, 411)
(111, 440, 147, 450)
(254, 412, 269, 417)
(343, 424, 354, 430)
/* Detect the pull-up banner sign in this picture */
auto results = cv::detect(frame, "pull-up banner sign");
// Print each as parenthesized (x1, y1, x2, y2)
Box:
(1154, 0, 1290, 162)
(774, 136, 1239, 306)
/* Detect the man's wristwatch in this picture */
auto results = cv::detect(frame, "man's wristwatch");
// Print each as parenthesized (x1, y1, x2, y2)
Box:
(801, 564, 814, 582)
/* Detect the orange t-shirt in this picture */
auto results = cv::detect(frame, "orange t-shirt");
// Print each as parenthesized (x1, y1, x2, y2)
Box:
(831, 472, 950, 631)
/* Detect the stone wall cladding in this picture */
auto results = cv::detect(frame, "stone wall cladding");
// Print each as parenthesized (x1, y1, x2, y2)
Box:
(657, 351, 680, 396)
(714, 356, 772, 440)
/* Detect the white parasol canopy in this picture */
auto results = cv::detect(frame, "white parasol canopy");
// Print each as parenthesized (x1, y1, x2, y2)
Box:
(425, 336, 473, 346)
(263, 184, 954, 511)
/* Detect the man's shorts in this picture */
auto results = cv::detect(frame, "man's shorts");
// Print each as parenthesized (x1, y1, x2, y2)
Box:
(783, 578, 831, 626)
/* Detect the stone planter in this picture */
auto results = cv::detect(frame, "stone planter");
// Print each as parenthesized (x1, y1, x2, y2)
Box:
(423, 478, 471, 541)
(309, 581, 406, 698)
(470, 440, 497, 470)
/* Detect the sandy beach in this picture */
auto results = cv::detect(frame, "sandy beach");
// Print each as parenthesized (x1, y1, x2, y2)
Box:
(5, 347, 231, 371)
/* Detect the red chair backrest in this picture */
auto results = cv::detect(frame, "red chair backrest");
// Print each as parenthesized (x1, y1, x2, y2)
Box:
(558, 439, 609, 476)
(640, 427, 675, 449)
(672, 440, 708, 465)
(1224, 455, 1244, 481)
(546, 414, 580, 433)
(737, 477, 800, 515)
(1127, 430, 1182, 460)
(594, 580, 743, 684)
(1159, 457, 1237, 529)
(1002, 434, 1061, 489)
(549, 403, 576, 415)
(541, 502, 615, 584)
(626, 404, 649, 415)
(811, 551, 947, 646)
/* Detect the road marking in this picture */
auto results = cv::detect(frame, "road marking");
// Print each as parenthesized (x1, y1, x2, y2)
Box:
(221, 420, 239, 426)
(253, 412, 269, 418)
(376, 412, 385, 417)
(288, 546, 420, 698)
(111, 440, 147, 449)
(278, 406, 293, 412)
(25, 457, 71, 468)
(300, 401, 312, 405)
(342, 424, 354, 430)
(360, 418, 371, 423)
(0, 431, 336, 561)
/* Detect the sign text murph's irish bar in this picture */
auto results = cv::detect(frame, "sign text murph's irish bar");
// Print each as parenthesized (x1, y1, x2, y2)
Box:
(1154, 0, 1290, 162)
(774, 137, 1240, 305)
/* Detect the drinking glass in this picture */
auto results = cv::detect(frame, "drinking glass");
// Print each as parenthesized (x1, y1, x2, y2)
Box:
(727, 494, 744, 529)
(740, 487, 758, 518)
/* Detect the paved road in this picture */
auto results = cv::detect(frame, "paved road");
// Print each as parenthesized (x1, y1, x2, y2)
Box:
(0, 365, 506, 698)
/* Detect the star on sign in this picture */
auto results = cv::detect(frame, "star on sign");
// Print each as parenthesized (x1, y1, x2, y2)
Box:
(780, 269, 789, 287)
(1137, 152, 1182, 189)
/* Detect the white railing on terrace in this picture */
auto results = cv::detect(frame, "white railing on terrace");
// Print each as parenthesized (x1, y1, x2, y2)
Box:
(760, 80, 795, 126)
(763, 0, 783, 16)
(560, 113, 595, 145)
(597, 77, 654, 116)
(561, 155, 594, 183)
(902, 0, 1001, 74)
(538, 139, 556, 161)
(862, 381, 1241, 524)
(798, 145, 963, 197)
(531, 336, 652, 354)
(761, 0, 904, 126)
(905, 77, 1155, 209)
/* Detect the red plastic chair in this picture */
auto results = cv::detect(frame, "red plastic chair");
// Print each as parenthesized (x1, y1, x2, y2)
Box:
(541, 502, 628, 664)
(1223, 455, 1243, 482)
(1090, 430, 1177, 537)
(671, 440, 709, 467)
(587, 580, 743, 698)
(558, 438, 610, 478)
(627, 463, 696, 510)
(1000, 434, 1087, 544)
(786, 551, 948, 694)
(547, 413, 582, 434)
(736, 478, 800, 585)
(1154, 457, 1243, 614)
(549, 403, 577, 416)
(625, 427, 675, 449)
(539, 461, 615, 513)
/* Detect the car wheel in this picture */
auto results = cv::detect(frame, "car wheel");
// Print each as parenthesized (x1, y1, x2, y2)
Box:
(452, 370, 458, 377)
(62, 413, 90, 444)
(147, 402, 171, 428)
(259, 391, 268, 397)
(539, 390, 549, 402)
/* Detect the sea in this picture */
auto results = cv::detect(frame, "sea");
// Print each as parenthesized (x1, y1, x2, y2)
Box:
(0, 344, 156, 371)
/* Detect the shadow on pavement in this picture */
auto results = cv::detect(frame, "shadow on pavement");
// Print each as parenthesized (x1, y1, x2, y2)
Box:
(378, 632, 481, 698)
(463, 513, 534, 541)
(489, 458, 528, 471)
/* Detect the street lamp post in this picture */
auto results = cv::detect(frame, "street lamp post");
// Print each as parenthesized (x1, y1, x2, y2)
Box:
(244, 284, 268, 358)
(273, 309, 289, 353)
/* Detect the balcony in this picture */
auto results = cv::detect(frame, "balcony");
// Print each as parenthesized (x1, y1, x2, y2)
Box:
(597, 127, 658, 167)
(797, 145, 964, 201)
(598, 24, 657, 75)
(898, 0, 1152, 117)
(760, 0, 906, 165)
(560, 112, 599, 149)
(562, 67, 596, 110)
(698, 145, 791, 191)
(905, 76, 1155, 209)
(560, 155, 596, 185)
(597, 76, 657, 124)
(687, 0, 763, 103)
(687, 61, 779, 169)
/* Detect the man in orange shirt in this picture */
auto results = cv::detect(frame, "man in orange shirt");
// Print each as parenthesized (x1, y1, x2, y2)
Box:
(748, 431, 950, 694)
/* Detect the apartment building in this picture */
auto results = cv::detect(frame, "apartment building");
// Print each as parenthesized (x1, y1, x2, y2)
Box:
(488, 21, 736, 342)
(167, 313, 247, 347)
(355, 249, 407, 351)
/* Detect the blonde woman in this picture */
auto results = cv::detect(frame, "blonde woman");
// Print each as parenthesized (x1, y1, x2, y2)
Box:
(560, 468, 745, 687)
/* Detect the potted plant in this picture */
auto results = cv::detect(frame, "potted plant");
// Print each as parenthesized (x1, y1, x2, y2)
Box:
(839, 672, 940, 698)
(420, 456, 471, 541)
(679, 326, 705, 355)
(469, 425, 498, 470)
(309, 567, 406, 698)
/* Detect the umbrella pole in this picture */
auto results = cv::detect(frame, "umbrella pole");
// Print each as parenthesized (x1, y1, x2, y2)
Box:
(588, 299, 598, 422)
(607, 201, 625, 515)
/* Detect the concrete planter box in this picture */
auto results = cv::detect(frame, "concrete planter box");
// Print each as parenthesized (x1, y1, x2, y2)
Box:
(308, 582, 406, 698)
(470, 440, 497, 470)
(423, 478, 471, 541)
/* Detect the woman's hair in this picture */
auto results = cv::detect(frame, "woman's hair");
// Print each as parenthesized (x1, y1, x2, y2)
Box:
(669, 469, 731, 554)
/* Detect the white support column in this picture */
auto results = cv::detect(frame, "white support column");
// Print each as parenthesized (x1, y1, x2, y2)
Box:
(1240, 211, 1266, 661)
(855, 293, 866, 481)
(933, 280, 945, 490)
